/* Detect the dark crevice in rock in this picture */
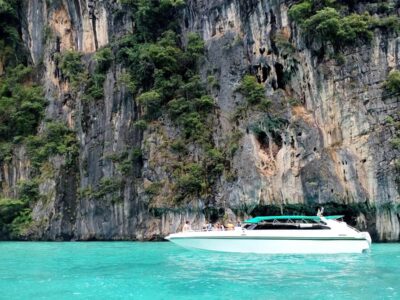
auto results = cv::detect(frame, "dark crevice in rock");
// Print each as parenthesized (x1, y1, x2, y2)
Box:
(88, 0, 98, 50)
(269, 9, 277, 34)
(55, 36, 61, 52)
(73, 0, 81, 21)
(271, 131, 282, 148)
(255, 130, 269, 151)
(184, 16, 189, 28)
(205, 207, 225, 224)
(290, 136, 295, 148)
(261, 64, 270, 82)
(274, 62, 285, 90)
(270, 34, 278, 55)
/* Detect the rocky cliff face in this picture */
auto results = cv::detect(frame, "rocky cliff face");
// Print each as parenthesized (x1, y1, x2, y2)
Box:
(0, 0, 399, 241)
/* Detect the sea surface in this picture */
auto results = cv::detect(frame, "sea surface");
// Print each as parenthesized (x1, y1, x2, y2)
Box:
(0, 242, 399, 300)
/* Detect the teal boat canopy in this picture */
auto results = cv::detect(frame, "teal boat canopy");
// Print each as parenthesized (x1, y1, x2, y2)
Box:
(244, 215, 344, 224)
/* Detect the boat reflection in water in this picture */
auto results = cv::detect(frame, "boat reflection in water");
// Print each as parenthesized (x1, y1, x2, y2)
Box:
(165, 215, 372, 254)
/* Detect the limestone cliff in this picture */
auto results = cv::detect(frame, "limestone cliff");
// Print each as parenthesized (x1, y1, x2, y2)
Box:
(0, 0, 399, 241)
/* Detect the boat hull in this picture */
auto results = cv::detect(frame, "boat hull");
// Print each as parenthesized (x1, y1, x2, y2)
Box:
(166, 235, 371, 254)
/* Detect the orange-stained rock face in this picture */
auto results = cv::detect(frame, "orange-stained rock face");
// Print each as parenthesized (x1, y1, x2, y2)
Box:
(50, 6, 75, 51)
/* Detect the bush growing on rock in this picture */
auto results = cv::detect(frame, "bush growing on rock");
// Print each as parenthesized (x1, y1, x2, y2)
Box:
(119, 0, 185, 42)
(56, 49, 112, 102)
(385, 70, 400, 94)
(0, 0, 24, 66)
(170, 139, 186, 153)
(0, 65, 45, 141)
(137, 90, 162, 120)
(94, 47, 114, 73)
(236, 75, 267, 105)
(17, 180, 40, 203)
(185, 32, 205, 62)
(144, 182, 163, 196)
(194, 95, 214, 112)
(391, 138, 400, 149)
(302, 8, 372, 48)
(288, 1, 400, 49)
(167, 98, 190, 120)
(0, 198, 26, 226)
(179, 112, 206, 140)
(0, 142, 12, 163)
(288, 0, 313, 24)
(372, 16, 400, 33)
(57, 50, 84, 85)
(25, 121, 78, 170)
(133, 119, 148, 130)
(82, 73, 106, 102)
(174, 163, 205, 197)
(205, 148, 225, 177)
(95, 178, 123, 199)
(0, 197, 32, 239)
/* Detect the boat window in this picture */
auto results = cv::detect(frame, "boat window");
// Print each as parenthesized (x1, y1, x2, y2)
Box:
(252, 222, 330, 230)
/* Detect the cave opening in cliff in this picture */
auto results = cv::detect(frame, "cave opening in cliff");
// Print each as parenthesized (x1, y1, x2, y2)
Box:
(254, 130, 269, 151)
(205, 207, 225, 223)
(271, 131, 282, 148)
(184, 16, 189, 28)
(275, 62, 285, 90)
(56, 36, 61, 52)
(261, 65, 270, 82)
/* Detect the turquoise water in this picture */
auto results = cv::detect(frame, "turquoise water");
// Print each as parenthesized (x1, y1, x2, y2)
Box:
(0, 242, 399, 300)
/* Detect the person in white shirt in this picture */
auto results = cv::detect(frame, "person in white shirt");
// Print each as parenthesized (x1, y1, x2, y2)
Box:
(182, 221, 191, 232)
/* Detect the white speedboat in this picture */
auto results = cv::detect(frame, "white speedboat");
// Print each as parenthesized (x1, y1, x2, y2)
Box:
(165, 215, 372, 254)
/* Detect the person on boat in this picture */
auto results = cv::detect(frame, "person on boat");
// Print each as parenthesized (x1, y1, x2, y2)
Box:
(206, 222, 212, 231)
(226, 223, 234, 231)
(203, 222, 212, 231)
(234, 221, 242, 231)
(317, 207, 324, 217)
(182, 221, 191, 232)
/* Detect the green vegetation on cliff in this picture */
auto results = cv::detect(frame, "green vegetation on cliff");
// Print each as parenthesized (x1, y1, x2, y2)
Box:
(288, 0, 400, 49)
(25, 121, 79, 171)
(385, 69, 400, 95)
(0, 65, 45, 143)
(114, 0, 227, 204)
(0, 198, 31, 239)
(56, 50, 84, 87)
(56, 46, 113, 102)
(0, 0, 26, 66)
(236, 75, 268, 105)
(119, 0, 185, 42)
(0, 178, 40, 239)
(0, 0, 48, 239)
(303, 9, 372, 47)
